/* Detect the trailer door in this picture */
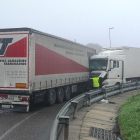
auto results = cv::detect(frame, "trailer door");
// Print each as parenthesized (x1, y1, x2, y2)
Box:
(0, 33, 29, 89)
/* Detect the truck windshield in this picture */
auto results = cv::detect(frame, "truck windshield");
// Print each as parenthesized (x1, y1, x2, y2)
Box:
(89, 58, 108, 72)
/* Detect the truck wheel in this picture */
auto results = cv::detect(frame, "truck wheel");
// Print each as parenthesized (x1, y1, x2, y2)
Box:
(56, 87, 64, 103)
(86, 84, 91, 91)
(115, 82, 120, 85)
(64, 86, 71, 101)
(47, 89, 56, 106)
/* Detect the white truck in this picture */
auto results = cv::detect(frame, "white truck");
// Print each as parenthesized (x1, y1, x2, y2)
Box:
(89, 47, 140, 88)
(0, 28, 95, 112)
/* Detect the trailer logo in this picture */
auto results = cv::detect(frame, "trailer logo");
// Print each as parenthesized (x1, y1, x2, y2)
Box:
(0, 38, 13, 55)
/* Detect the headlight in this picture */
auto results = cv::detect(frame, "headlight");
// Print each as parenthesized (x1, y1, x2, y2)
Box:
(102, 82, 108, 87)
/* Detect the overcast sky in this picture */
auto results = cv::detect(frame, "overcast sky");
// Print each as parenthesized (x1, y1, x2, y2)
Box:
(1, 0, 140, 48)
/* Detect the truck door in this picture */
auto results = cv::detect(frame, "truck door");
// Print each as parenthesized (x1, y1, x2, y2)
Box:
(108, 60, 122, 79)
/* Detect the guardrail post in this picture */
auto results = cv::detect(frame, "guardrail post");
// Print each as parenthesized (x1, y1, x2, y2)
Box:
(136, 81, 139, 93)
(59, 116, 70, 140)
(120, 84, 123, 94)
(103, 88, 107, 99)
(85, 93, 91, 106)
(71, 101, 78, 118)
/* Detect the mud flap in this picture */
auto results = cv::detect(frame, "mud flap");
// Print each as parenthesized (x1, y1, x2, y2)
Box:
(12, 105, 29, 112)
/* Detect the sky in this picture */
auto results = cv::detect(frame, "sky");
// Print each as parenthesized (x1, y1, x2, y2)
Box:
(0, 0, 140, 48)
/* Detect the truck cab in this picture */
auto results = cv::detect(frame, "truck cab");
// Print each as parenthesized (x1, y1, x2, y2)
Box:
(89, 48, 125, 88)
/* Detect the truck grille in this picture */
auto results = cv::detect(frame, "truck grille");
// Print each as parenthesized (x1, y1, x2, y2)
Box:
(89, 73, 100, 78)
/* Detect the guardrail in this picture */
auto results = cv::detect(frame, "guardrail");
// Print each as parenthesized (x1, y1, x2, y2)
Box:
(50, 81, 140, 140)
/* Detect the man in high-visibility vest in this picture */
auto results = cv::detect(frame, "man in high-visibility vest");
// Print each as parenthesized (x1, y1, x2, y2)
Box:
(93, 77, 100, 88)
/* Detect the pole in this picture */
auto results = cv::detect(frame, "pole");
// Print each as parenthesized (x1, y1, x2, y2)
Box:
(59, 116, 70, 140)
(109, 29, 111, 48)
(109, 27, 114, 48)
(64, 123, 69, 140)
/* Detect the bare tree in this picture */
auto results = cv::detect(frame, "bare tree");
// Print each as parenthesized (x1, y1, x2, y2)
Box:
(86, 43, 102, 54)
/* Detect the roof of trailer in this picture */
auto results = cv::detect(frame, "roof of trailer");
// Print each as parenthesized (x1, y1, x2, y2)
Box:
(102, 46, 140, 51)
(0, 27, 96, 52)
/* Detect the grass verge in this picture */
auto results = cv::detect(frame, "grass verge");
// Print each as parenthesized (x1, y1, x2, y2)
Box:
(119, 94, 140, 140)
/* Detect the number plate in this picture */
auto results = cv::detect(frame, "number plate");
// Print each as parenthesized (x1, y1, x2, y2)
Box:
(8, 95, 17, 99)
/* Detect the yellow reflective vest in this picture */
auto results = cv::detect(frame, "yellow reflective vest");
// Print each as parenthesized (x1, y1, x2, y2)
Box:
(93, 77, 100, 87)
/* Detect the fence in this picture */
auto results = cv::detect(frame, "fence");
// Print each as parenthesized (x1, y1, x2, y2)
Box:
(50, 81, 140, 140)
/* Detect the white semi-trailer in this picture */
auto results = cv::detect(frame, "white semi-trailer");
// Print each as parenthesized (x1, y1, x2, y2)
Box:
(89, 47, 140, 88)
(0, 28, 95, 112)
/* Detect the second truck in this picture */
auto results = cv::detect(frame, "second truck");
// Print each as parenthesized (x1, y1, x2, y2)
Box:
(89, 47, 140, 88)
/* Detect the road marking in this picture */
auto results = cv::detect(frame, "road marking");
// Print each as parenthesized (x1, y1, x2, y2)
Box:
(0, 110, 41, 140)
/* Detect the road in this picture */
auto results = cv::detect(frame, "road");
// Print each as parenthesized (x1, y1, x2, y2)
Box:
(0, 92, 82, 140)
(0, 103, 66, 140)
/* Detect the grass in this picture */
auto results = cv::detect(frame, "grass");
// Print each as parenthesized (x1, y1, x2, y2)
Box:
(119, 94, 140, 140)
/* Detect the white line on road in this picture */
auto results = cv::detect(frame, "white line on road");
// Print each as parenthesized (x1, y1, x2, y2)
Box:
(0, 110, 42, 140)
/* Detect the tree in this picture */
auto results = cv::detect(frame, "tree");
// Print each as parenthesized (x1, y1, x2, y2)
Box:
(86, 43, 102, 54)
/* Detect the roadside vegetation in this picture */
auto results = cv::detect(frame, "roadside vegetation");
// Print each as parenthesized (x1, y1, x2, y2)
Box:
(119, 94, 140, 140)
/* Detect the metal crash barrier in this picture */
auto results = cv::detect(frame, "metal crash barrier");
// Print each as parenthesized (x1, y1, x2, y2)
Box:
(50, 81, 140, 140)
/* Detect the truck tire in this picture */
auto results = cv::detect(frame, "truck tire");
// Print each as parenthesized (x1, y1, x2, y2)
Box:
(56, 87, 64, 103)
(64, 86, 71, 101)
(115, 82, 120, 85)
(47, 89, 56, 106)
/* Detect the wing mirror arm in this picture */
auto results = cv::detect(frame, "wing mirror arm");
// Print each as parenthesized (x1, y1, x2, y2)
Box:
(108, 60, 114, 71)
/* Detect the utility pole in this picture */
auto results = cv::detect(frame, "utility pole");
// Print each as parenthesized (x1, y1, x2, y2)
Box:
(109, 27, 114, 48)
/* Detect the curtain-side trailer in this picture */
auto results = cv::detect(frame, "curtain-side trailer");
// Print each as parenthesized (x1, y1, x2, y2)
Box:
(0, 28, 95, 112)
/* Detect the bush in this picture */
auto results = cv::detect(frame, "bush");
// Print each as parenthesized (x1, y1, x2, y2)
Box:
(119, 94, 140, 140)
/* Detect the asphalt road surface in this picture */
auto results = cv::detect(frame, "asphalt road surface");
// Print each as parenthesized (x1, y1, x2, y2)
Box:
(0, 103, 66, 140)
(0, 92, 82, 140)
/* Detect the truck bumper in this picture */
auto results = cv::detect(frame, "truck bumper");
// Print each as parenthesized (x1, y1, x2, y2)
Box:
(0, 100, 29, 105)
(0, 101, 29, 112)
(0, 95, 30, 112)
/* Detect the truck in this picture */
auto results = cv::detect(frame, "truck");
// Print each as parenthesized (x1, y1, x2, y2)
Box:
(0, 28, 95, 112)
(89, 47, 140, 88)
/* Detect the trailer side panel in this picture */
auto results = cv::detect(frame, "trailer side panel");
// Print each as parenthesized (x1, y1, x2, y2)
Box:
(29, 32, 95, 91)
